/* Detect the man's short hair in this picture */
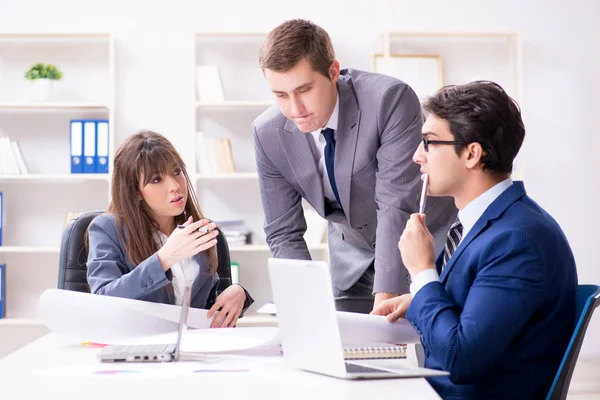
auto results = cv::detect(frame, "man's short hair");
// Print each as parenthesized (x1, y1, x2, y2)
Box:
(423, 81, 525, 174)
(259, 19, 335, 80)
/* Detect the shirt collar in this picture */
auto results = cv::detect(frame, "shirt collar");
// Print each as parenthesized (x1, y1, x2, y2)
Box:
(310, 92, 340, 143)
(458, 178, 513, 240)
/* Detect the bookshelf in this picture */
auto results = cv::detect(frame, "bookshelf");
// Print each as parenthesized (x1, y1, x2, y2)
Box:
(379, 30, 524, 179)
(0, 32, 116, 358)
(0, 174, 110, 182)
(196, 101, 274, 108)
(0, 102, 110, 110)
(191, 32, 329, 315)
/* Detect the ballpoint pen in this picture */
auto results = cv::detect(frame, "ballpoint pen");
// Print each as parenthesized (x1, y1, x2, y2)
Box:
(419, 173, 429, 214)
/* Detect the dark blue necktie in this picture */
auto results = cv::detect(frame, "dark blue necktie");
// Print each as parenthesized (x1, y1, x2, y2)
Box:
(322, 128, 342, 208)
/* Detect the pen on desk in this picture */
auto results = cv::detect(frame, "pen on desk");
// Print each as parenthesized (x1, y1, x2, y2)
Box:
(418, 173, 429, 214)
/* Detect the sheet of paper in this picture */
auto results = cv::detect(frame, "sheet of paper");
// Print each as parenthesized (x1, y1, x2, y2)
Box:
(254, 303, 419, 344)
(38, 289, 214, 343)
(337, 311, 421, 345)
(256, 302, 276, 314)
(113, 327, 280, 354)
(35, 355, 265, 378)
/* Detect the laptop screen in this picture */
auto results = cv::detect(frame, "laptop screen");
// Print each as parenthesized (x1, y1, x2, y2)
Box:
(173, 284, 191, 360)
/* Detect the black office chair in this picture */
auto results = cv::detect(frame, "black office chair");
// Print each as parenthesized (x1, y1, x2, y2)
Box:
(57, 211, 232, 293)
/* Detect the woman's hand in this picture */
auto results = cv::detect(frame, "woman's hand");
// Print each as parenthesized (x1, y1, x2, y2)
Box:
(157, 217, 218, 272)
(207, 285, 246, 328)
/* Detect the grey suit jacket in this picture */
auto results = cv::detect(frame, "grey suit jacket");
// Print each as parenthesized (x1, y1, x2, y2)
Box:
(253, 69, 457, 294)
(87, 213, 247, 310)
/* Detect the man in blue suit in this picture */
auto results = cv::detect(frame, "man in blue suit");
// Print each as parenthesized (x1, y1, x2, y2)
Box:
(372, 81, 578, 399)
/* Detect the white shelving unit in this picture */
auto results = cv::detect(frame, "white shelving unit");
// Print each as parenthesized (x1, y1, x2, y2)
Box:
(191, 32, 329, 316)
(196, 101, 274, 108)
(380, 30, 524, 179)
(0, 33, 116, 358)
(0, 246, 60, 254)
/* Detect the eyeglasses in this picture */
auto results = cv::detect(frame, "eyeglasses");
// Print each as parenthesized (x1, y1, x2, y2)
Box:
(422, 137, 468, 152)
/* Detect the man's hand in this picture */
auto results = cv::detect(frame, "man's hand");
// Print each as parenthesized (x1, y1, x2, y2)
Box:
(374, 292, 397, 310)
(399, 213, 436, 278)
(370, 294, 413, 322)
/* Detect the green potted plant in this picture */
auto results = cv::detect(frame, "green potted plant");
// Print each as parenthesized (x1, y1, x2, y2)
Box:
(24, 63, 63, 101)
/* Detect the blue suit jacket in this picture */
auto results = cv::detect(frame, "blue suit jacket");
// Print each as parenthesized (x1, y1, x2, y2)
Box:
(406, 182, 577, 399)
(87, 213, 253, 312)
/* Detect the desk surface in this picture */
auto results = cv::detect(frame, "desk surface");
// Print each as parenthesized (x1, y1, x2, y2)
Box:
(0, 334, 440, 400)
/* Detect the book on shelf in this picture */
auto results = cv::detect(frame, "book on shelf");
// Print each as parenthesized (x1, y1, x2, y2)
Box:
(195, 65, 225, 102)
(0, 191, 3, 246)
(195, 133, 236, 174)
(214, 219, 252, 246)
(0, 263, 5, 318)
(0, 136, 28, 175)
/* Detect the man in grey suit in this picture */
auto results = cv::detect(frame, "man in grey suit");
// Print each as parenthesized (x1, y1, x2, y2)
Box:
(253, 19, 457, 313)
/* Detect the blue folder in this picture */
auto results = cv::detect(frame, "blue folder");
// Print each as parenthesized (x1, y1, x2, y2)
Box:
(0, 264, 5, 318)
(0, 191, 3, 246)
(83, 121, 97, 174)
(95, 120, 109, 173)
(70, 120, 84, 174)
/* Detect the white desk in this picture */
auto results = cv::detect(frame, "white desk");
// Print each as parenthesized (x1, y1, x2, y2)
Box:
(0, 334, 440, 399)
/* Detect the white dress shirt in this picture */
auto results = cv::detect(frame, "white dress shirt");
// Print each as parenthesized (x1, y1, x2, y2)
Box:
(155, 230, 199, 305)
(409, 178, 514, 296)
(309, 93, 340, 203)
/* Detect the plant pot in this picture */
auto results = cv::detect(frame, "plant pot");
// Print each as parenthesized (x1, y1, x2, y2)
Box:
(30, 78, 54, 101)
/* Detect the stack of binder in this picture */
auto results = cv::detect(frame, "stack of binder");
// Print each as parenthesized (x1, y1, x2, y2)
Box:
(70, 119, 109, 174)
(0, 263, 4, 318)
(0, 191, 3, 246)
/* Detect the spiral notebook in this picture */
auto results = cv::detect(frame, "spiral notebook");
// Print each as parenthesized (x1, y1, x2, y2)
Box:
(343, 343, 407, 360)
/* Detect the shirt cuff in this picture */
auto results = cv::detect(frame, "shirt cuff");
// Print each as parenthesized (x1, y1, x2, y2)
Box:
(409, 269, 440, 297)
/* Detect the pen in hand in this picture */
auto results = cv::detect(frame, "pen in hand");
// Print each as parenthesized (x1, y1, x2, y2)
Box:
(177, 224, 214, 234)
(419, 173, 429, 214)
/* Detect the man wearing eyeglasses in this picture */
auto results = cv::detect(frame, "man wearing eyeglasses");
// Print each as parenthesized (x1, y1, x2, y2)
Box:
(253, 19, 457, 314)
(372, 81, 578, 399)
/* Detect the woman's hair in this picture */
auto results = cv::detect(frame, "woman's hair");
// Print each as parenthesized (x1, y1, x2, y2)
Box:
(108, 130, 217, 273)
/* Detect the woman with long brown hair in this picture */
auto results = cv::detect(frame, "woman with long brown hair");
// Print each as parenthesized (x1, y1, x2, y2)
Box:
(87, 131, 252, 328)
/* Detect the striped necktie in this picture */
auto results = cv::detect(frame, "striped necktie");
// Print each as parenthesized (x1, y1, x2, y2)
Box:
(442, 219, 463, 271)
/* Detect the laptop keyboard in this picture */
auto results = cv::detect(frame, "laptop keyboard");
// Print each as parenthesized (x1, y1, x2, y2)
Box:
(345, 362, 389, 374)
(103, 343, 173, 356)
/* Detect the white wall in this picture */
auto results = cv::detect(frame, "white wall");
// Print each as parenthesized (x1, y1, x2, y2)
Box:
(1, 0, 599, 356)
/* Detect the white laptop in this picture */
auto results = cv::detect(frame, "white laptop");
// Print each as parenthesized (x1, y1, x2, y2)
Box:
(268, 258, 449, 380)
(99, 285, 190, 363)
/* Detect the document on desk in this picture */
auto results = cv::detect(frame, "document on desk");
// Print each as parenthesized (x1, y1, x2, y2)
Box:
(38, 289, 214, 343)
(257, 304, 420, 344)
(337, 311, 420, 345)
(116, 327, 281, 354)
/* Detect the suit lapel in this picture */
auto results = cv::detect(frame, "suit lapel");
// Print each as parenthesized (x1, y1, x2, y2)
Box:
(439, 181, 527, 283)
(278, 120, 326, 216)
(334, 79, 361, 221)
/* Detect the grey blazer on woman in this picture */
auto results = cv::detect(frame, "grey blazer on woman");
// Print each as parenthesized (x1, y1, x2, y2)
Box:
(87, 213, 251, 311)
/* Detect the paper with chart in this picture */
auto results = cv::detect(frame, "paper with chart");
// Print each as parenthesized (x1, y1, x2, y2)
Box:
(38, 289, 214, 343)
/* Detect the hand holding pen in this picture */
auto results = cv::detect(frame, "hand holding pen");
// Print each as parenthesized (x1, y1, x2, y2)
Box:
(156, 217, 218, 272)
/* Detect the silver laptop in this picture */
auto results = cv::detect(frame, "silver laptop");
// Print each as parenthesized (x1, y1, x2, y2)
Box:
(268, 258, 449, 380)
(99, 285, 191, 363)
